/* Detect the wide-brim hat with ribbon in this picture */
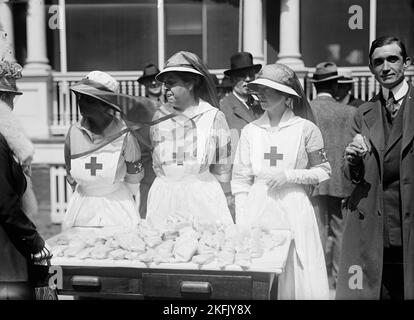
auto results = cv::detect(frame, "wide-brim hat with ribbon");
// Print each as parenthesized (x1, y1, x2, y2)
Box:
(137, 63, 160, 84)
(310, 61, 342, 82)
(337, 67, 355, 84)
(0, 60, 23, 95)
(224, 52, 262, 77)
(70, 71, 123, 112)
(247, 63, 300, 97)
(156, 51, 204, 82)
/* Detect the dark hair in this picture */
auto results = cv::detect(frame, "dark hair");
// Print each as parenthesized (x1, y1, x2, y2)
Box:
(369, 36, 408, 63)
(314, 79, 338, 94)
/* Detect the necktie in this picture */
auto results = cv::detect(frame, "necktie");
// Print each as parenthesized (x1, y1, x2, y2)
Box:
(385, 91, 400, 119)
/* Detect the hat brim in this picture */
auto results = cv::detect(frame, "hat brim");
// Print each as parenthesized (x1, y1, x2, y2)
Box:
(310, 74, 342, 82)
(155, 67, 203, 82)
(70, 84, 122, 113)
(0, 88, 23, 95)
(247, 78, 300, 98)
(137, 74, 158, 84)
(224, 64, 262, 77)
(337, 77, 355, 84)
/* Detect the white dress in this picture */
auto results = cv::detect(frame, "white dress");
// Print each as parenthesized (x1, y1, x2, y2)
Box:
(231, 109, 330, 300)
(146, 100, 233, 229)
(62, 120, 142, 230)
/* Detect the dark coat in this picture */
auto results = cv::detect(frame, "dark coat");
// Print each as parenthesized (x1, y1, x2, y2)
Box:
(349, 96, 366, 108)
(0, 134, 44, 282)
(310, 96, 357, 198)
(219, 92, 258, 138)
(336, 84, 414, 299)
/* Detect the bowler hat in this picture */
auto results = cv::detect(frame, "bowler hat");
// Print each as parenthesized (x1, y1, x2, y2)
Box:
(337, 68, 355, 84)
(70, 71, 123, 113)
(224, 52, 262, 77)
(137, 64, 160, 85)
(310, 62, 342, 82)
(156, 51, 204, 82)
(0, 61, 23, 95)
(247, 64, 300, 97)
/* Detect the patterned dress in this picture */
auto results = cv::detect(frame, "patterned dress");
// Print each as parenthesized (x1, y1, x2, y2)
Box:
(231, 109, 330, 299)
(147, 99, 233, 229)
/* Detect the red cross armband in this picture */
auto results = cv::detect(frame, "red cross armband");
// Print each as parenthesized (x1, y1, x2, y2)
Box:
(126, 160, 143, 174)
(308, 149, 328, 167)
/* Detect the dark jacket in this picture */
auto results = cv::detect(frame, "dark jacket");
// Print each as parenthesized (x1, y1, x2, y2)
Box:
(310, 96, 357, 198)
(219, 92, 259, 138)
(336, 84, 414, 299)
(0, 134, 44, 282)
(349, 95, 366, 108)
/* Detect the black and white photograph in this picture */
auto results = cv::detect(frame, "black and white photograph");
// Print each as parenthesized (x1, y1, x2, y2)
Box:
(0, 0, 413, 310)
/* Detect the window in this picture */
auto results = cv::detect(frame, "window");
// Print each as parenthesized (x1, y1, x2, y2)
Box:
(376, 0, 414, 62)
(301, 0, 370, 67)
(65, 0, 158, 71)
(165, 0, 239, 69)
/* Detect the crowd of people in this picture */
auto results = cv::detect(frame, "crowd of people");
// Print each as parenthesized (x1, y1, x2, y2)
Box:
(1, 35, 413, 300)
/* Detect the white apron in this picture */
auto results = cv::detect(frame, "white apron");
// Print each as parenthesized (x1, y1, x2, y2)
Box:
(62, 133, 140, 230)
(243, 118, 329, 300)
(147, 102, 233, 229)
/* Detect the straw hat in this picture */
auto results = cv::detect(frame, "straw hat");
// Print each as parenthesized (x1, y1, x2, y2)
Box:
(337, 68, 355, 84)
(247, 63, 300, 97)
(310, 62, 342, 82)
(0, 60, 23, 95)
(156, 51, 203, 82)
(70, 71, 123, 112)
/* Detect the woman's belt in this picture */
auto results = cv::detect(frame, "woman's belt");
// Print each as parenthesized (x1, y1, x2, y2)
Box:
(76, 182, 123, 196)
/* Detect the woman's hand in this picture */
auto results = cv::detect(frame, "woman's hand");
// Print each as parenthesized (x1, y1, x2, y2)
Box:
(267, 171, 288, 190)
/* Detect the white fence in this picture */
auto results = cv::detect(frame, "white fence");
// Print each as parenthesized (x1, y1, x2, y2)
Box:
(50, 165, 73, 224)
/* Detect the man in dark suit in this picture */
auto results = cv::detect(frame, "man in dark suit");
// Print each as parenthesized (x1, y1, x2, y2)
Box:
(337, 36, 414, 299)
(309, 62, 357, 289)
(219, 52, 263, 139)
(219, 52, 262, 221)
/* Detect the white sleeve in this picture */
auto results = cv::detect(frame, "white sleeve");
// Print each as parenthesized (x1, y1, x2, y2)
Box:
(231, 127, 254, 194)
(285, 121, 331, 185)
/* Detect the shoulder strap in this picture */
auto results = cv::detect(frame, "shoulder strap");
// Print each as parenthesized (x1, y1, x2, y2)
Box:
(70, 128, 129, 160)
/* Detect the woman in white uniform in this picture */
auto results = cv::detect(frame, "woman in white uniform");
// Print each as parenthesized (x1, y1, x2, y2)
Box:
(146, 51, 233, 229)
(62, 71, 144, 230)
(231, 64, 330, 299)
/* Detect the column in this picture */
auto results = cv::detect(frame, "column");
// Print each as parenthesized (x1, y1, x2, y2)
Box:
(0, 0, 16, 62)
(25, 0, 50, 70)
(277, 0, 304, 68)
(242, 0, 264, 65)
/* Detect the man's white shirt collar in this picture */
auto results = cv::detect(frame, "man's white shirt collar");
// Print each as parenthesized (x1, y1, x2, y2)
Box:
(316, 92, 334, 98)
(233, 90, 250, 110)
(382, 80, 409, 103)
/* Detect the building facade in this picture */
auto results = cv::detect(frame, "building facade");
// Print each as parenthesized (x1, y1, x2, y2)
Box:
(1, 0, 413, 222)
